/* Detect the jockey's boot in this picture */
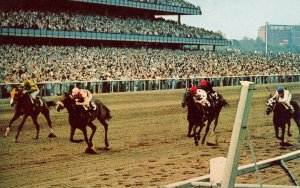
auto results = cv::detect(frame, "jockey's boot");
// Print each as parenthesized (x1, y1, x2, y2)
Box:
(34, 98, 40, 107)
(290, 106, 295, 114)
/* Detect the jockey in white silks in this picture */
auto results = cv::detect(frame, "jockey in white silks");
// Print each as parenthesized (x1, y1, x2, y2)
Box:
(275, 86, 294, 113)
(194, 89, 211, 108)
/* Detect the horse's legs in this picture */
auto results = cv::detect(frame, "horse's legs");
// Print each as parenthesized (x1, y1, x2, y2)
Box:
(81, 127, 95, 154)
(98, 117, 109, 147)
(69, 126, 76, 142)
(15, 115, 29, 142)
(5, 113, 20, 137)
(212, 113, 220, 134)
(202, 120, 212, 145)
(41, 109, 56, 137)
(87, 122, 97, 148)
(194, 123, 205, 146)
(187, 121, 194, 138)
(31, 116, 40, 139)
(274, 123, 280, 140)
(292, 116, 300, 134)
(287, 121, 292, 137)
(281, 125, 286, 144)
(193, 124, 199, 146)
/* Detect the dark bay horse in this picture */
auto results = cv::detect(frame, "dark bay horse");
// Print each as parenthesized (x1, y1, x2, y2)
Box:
(182, 90, 228, 146)
(4, 88, 57, 142)
(181, 91, 206, 146)
(56, 93, 111, 154)
(265, 95, 300, 145)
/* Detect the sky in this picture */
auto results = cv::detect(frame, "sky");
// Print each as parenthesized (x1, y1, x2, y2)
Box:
(171, 0, 300, 40)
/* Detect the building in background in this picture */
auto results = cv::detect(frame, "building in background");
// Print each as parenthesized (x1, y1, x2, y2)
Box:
(258, 24, 300, 47)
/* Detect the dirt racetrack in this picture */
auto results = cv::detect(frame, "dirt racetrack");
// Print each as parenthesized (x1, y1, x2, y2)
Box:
(1, 83, 300, 188)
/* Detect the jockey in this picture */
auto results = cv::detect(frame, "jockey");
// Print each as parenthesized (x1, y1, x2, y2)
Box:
(199, 79, 219, 101)
(191, 85, 211, 114)
(71, 87, 95, 111)
(275, 86, 294, 113)
(21, 78, 41, 106)
(189, 85, 197, 95)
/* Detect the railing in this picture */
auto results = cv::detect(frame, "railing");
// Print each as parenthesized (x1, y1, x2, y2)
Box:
(0, 75, 299, 99)
(0, 28, 230, 46)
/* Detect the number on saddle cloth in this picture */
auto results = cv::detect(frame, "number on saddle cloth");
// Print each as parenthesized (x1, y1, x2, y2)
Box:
(90, 101, 96, 111)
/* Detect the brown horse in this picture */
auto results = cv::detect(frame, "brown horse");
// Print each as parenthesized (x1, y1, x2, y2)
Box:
(182, 89, 228, 146)
(265, 95, 300, 146)
(56, 93, 111, 154)
(5, 88, 56, 142)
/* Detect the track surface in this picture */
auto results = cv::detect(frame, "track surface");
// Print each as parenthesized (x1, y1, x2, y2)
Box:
(1, 83, 300, 187)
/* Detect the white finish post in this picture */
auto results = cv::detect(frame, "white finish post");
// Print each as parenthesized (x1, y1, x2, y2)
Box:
(221, 81, 255, 188)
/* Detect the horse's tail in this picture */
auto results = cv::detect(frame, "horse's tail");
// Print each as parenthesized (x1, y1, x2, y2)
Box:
(218, 94, 229, 107)
(291, 101, 300, 130)
(105, 106, 112, 120)
(46, 101, 57, 107)
(222, 98, 229, 107)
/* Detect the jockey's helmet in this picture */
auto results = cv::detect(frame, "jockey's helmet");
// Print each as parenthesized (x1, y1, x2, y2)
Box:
(277, 86, 284, 94)
(200, 79, 208, 87)
(72, 87, 80, 96)
(190, 86, 197, 94)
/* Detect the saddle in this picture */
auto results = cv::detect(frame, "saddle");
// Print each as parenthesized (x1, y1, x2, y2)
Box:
(27, 94, 43, 108)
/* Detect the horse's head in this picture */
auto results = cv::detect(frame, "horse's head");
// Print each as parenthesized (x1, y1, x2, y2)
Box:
(182, 91, 194, 108)
(10, 87, 23, 107)
(266, 94, 276, 115)
(56, 93, 75, 112)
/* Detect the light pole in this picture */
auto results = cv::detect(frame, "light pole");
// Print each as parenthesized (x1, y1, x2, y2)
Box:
(265, 22, 269, 54)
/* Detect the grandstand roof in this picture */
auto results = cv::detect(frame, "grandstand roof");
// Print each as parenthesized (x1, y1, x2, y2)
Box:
(70, 0, 202, 15)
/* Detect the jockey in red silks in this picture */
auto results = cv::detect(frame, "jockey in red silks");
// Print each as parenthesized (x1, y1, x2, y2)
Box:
(71, 87, 95, 111)
(189, 85, 197, 94)
(199, 79, 219, 101)
(275, 86, 294, 113)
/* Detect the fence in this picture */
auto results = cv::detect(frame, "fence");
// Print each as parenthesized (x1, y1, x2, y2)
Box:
(0, 75, 299, 99)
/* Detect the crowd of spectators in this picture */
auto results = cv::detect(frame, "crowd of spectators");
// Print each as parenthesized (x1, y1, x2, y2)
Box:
(1, 44, 299, 84)
(0, 10, 223, 39)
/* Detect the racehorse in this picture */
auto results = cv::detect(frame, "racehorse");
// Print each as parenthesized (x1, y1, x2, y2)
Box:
(265, 95, 300, 145)
(4, 88, 56, 142)
(182, 89, 228, 146)
(56, 93, 111, 154)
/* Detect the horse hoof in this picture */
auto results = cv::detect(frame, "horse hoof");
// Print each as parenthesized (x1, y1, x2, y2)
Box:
(288, 133, 292, 137)
(85, 148, 96, 154)
(4, 127, 10, 137)
(48, 133, 57, 138)
(280, 142, 293, 147)
(14, 139, 18, 143)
